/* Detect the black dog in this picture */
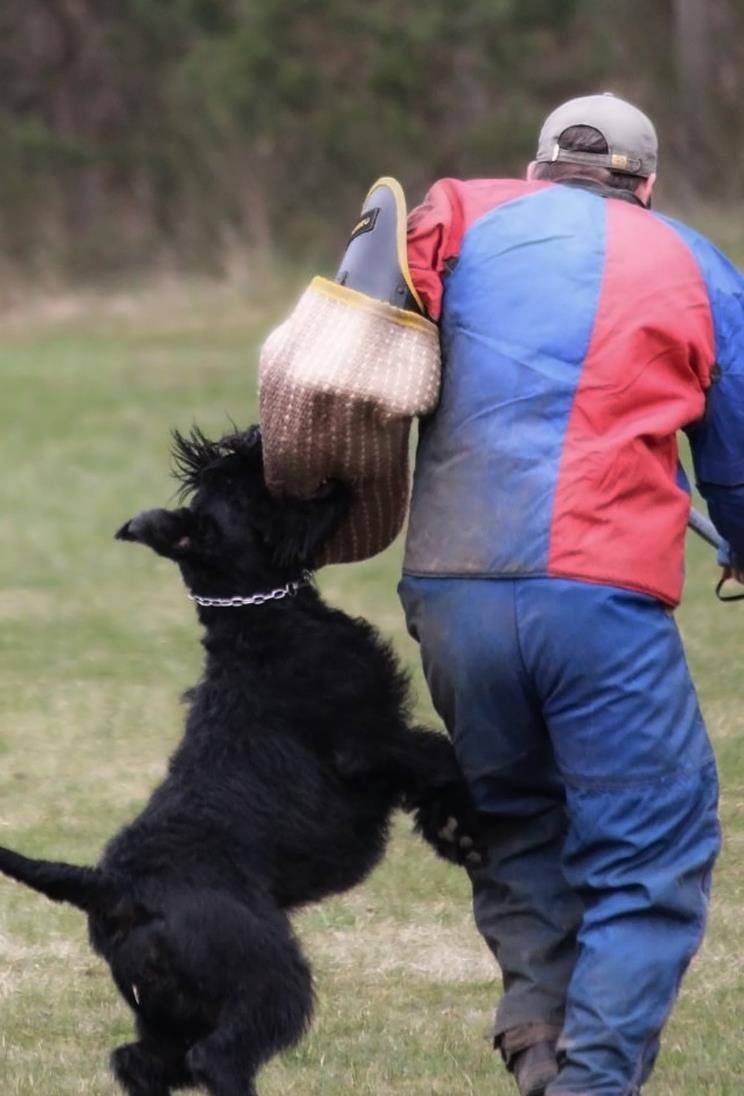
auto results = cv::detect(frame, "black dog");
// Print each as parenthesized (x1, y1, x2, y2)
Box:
(0, 425, 480, 1095)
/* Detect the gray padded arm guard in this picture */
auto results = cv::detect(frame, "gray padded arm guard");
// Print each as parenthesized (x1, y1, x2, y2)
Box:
(335, 176, 424, 313)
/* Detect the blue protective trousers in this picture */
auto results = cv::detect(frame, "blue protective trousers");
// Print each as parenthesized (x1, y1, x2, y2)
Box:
(399, 576, 721, 1096)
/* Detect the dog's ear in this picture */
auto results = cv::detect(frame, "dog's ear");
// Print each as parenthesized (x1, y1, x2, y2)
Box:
(255, 482, 350, 568)
(115, 508, 197, 560)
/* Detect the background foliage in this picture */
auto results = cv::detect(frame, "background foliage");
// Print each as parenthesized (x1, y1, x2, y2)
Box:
(1, 0, 742, 279)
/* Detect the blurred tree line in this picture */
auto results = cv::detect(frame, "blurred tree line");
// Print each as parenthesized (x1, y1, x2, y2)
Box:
(0, 0, 742, 278)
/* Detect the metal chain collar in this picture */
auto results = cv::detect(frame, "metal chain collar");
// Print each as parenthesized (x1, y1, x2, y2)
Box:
(187, 571, 313, 608)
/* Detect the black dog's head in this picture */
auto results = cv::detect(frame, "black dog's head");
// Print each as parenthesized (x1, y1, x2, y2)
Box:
(116, 425, 349, 597)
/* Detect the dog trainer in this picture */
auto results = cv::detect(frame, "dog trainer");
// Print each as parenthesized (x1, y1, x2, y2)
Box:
(398, 94, 744, 1095)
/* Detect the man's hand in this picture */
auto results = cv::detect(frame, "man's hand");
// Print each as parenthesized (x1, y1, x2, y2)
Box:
(720, 564, 744, 586)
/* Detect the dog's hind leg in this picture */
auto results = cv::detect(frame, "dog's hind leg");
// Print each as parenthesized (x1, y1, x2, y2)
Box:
(111, 1038, 193, 1095)
(185, 937, 313, 1096)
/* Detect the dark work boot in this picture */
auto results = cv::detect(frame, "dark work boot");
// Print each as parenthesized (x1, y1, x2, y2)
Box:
(510, 1041, 559, 1096)
(497, 1023, 560, 1096)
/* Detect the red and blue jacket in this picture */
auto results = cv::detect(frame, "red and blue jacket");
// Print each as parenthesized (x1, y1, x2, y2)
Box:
(402, 178, 744, 606)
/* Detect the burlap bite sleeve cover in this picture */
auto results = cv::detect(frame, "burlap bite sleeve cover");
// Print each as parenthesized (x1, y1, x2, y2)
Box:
(259, 276, 441, 566)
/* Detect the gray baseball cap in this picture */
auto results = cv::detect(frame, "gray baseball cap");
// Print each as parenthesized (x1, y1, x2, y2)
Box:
(536, 92, 658, 177)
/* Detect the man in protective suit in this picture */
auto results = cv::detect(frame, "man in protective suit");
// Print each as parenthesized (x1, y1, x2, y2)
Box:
(397, 94, 744, 1095)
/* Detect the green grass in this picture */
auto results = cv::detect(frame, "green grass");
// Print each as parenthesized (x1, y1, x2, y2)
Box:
(0, 285, 742, 1094)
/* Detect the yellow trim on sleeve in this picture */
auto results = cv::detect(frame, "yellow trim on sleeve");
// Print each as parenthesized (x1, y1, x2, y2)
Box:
(311, 276, 436, 334)
(363, 176, 425, 315)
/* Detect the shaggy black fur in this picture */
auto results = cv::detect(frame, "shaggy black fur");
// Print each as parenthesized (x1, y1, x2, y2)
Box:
(0, 425, 481, 1096)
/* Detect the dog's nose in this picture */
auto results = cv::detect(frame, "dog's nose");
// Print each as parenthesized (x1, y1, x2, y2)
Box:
(115, 510, 159, 542)
(115, 518, 136, 541)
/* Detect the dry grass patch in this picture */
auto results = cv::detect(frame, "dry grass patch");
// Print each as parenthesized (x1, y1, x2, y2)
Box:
(309, 915, 495, 984)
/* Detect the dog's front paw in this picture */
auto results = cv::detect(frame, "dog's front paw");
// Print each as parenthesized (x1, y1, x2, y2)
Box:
(430, 812, 485, 867)
(412, 786, 485, 868)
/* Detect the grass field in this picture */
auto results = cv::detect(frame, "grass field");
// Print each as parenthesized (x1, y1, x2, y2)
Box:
(0, 283, 742, 1094)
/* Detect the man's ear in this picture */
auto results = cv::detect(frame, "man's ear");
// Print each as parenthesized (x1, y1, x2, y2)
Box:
(115, 507, 196, 560)
(636, 172, 656, 207)
(256, 483, 350, 569)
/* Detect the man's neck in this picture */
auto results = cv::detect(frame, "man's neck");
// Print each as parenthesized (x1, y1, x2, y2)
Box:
(557, 176, 647, 208)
